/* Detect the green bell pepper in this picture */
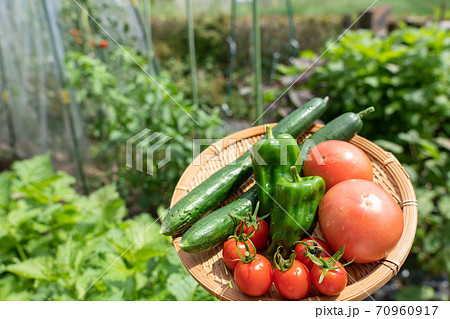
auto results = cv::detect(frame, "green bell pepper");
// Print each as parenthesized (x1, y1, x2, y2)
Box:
(251, 125, 302, 216)
(266, 166, 326, 258)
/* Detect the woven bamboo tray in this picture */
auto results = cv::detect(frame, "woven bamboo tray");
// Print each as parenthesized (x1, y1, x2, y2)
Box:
(170, 123, 418, 301)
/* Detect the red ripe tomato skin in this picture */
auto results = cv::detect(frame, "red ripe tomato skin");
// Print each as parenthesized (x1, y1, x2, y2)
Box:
(319, 179, 404, 263)
(99, 39, 108, 48)
(222, 238, 255, 270)
(294, 238, 332, 270)
(311, 258, 347, 296)
(234, 254, 273, 296)
(303, 140, 373, 191)
(239, 219, 269, 250)
(273, 260, 311, 300)
(69, 28, 78, 36)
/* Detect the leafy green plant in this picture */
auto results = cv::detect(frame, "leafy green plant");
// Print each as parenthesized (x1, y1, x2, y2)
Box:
(0, 154, 215, 301)
(66, 47, 224, 216)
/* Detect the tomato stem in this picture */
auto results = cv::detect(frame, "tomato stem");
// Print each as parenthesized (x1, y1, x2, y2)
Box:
(235, 236, 257, 264)
(273, 247, 296, 272)
(294, 239, 324, 257)
(306, 244, 354, 284)
(230, 201, 269, 240)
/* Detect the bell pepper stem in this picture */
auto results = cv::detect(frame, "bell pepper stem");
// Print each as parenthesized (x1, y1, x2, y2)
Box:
(290, 166, 302, 183)
(265, 125, 274, 139)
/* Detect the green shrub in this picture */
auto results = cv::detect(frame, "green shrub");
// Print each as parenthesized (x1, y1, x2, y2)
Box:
(151, 14, 342, 71)
(304, 26, 450, 292)
(66, 47, 224, 215)
(0, 154, 214, 300)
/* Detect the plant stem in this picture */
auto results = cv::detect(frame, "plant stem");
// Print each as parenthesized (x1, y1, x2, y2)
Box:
(358, 106, 375, 118)
(265, 125, 274, 139)
(290, 166, 302, 183)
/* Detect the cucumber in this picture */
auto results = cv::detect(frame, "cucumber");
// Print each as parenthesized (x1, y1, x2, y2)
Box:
(300, 107, 375, 160)
(160, 97, 328, 236)
(179, 106, 375, 252)
(179, 188, 258, 252)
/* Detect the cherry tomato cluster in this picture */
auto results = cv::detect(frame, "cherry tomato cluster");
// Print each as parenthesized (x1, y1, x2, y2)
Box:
(91, 39, 108, 49)
(223, 215, 351, 300)
(69, 28, 83, 45)
(68, 27, 108, 49)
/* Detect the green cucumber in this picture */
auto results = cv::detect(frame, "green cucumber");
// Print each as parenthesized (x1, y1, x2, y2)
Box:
(179, 188, 258, 252)
(299, 106, 375, 160)
(160, 97, 328, 236)
(179, 106, 375, 252)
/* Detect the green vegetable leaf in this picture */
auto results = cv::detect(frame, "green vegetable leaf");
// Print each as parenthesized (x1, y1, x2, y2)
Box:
(166, 273, 198, 301)
(12, 154, 54, 184)
(6, 256, 53, 280)
(0, 172, 11, 209)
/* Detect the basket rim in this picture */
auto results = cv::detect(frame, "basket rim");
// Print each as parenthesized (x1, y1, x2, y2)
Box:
(170, 123, 418, 301)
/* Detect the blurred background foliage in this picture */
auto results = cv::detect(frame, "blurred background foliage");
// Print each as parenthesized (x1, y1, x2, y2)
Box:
(0, 0, 449, 300)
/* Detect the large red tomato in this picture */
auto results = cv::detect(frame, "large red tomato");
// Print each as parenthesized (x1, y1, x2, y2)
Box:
(318, 179, 404, 263)
(234, 254, 273, 296)
(303, 140, 373, 190)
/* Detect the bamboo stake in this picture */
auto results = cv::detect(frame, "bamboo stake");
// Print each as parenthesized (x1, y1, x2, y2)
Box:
(285, 0, 299, 57)
(130, 0, 156, 75)
(186, 0, 199, 107)
(252, 0, 263, 125)
(226, 0, 237, 107)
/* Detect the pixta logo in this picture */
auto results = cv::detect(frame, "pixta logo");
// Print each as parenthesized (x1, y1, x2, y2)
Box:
(126, 129, 171, 175)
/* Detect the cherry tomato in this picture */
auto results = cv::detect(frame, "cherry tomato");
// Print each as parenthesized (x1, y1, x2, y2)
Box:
(273, 260, 311, 300)
(239, 219, 269, 250)
(319, 179, 404, 263)
(91, 40, 97, 47)
(99, 39, 108, 48)
(311, 257, 347, 296)
(294, 238, 332, 270)
(303, 140, 373, 191)
(222, 238, 255, 270)
(234, 254, 273, 296)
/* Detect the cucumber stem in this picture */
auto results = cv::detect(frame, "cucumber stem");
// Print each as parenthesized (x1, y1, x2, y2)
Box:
(265, 125, 274, 139)
(358, 106, 375, 118)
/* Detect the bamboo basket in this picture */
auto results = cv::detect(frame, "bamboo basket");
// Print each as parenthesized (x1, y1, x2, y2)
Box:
(170, 124, 418, 301)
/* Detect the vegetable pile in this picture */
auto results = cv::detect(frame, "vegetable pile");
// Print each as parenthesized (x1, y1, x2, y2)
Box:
(162, 97, 405, 299)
